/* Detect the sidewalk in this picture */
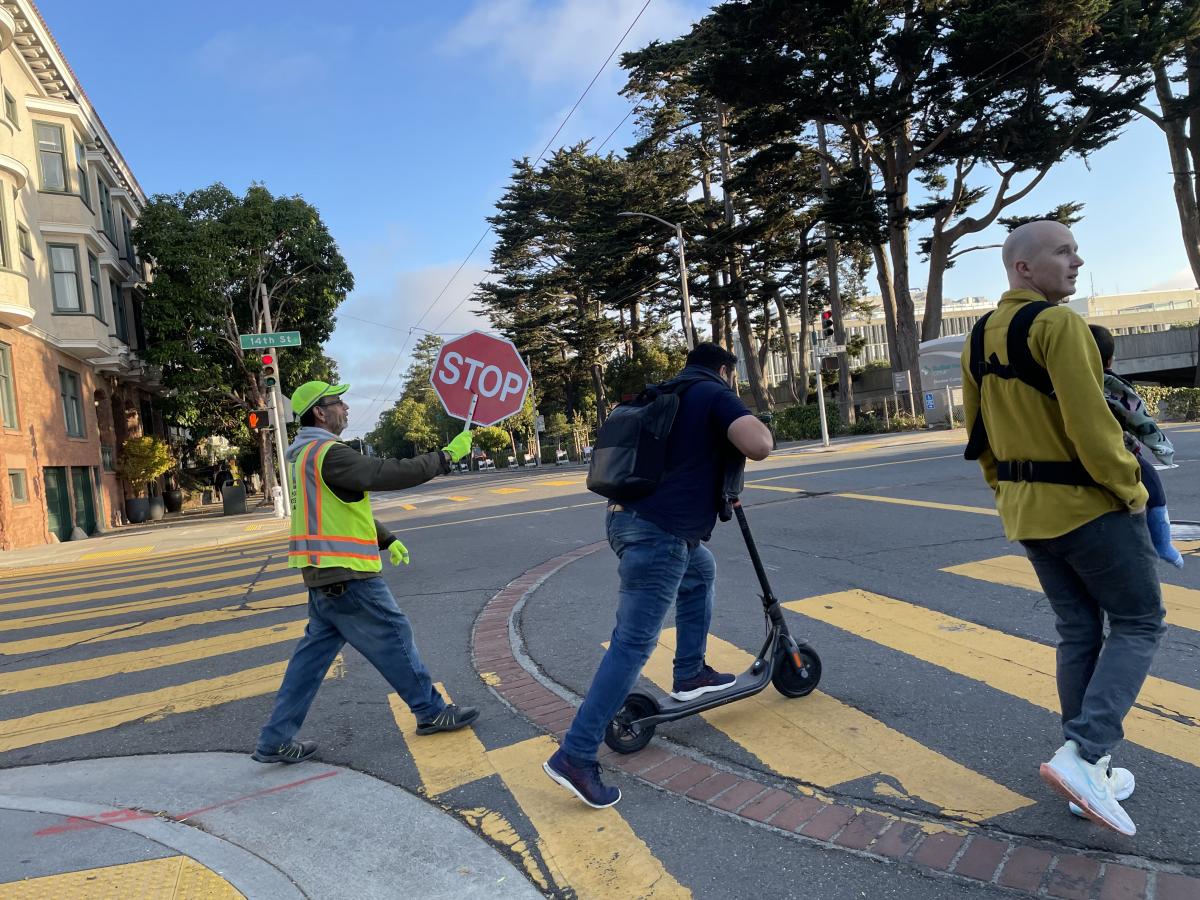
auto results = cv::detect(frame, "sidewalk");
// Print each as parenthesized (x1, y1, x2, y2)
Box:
(0, 504, 290, 573)
(0, 753, 541, 900)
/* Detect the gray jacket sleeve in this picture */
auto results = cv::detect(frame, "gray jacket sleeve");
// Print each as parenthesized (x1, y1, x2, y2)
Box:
(375, 519, 396, 550)
(320, 442, 449, 494)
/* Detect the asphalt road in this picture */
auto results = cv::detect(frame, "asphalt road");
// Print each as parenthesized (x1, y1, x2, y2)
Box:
(1, 425, 1196, 898)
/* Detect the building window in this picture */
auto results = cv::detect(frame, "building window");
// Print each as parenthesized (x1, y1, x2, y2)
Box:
(101, 444, 115, 472)
(8, 469, 27, 503)
(76, 140, 91, 208)
(35, 122, 67, 192)
(122, 213, 135, 263)
(17, 224, 31, 258)
(111, 278, 128, 342)
(98, 179, 114, 240)
(88, 252, 104, 323)
(0, 194, 9, 269)
(0, 341, 16, 428)
(59, 367, 84, 437)
(49, 244, 83, 312)
(4, 90, 16, 128)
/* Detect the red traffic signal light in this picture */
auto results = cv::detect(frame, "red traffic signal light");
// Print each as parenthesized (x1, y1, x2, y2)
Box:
(261, 352, 277, 388)
(821, 310, 835, 339)
(248, 409, 270, 431)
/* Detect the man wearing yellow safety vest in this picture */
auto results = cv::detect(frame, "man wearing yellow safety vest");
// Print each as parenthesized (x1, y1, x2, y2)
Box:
(961, 220, 1165, 837)
(252, 380, 477, 764)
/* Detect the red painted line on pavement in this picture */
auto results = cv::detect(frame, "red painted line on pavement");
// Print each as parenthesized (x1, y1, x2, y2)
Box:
(35, 769, 340, 836)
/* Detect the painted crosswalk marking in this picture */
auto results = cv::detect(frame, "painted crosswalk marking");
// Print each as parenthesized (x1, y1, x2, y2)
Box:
(389, 683, 495, 796)
(944, 554, 1200, 633)
(638, 631, 1031, 822)
(0, 656, 343, 753)
(785, 590, 1200, 767)
(0, 619, 307, 695)
(488, 735, 691, 899)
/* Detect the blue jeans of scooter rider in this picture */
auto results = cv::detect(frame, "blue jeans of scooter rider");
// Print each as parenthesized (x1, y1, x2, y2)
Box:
(562, 507, 716, 762)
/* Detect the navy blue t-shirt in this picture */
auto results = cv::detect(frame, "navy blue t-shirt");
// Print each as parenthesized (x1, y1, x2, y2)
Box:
(627, 374, 753, 543)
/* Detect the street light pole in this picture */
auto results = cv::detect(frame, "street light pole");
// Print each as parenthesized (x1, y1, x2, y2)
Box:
(618, 211, 695, 349)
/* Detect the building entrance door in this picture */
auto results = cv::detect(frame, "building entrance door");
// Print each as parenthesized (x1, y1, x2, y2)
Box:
(71, 466, 96, 535)
(43, 467, 72, 542)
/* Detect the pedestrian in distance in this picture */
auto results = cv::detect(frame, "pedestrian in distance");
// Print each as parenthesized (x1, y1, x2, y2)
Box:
(252, 380, 479, 765)
(544, 342, 774, 808)
(1089, 324, 1184, 569)
(961, 220, 1166, 836)
(213, 465, 232, 501)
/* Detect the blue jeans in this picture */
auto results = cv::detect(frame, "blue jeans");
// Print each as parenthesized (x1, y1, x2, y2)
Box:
(257, 576, 446, 752)
(562, 508, 716, 762)
(1021, 511, 1166, 763)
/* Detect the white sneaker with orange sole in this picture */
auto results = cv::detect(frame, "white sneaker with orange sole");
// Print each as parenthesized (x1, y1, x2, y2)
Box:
(1039, 740, 1136, 836)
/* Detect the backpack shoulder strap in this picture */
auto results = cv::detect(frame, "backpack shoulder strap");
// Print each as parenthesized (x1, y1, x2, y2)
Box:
(967, 311, 994, 386)
(1006, 301, 1055, 397)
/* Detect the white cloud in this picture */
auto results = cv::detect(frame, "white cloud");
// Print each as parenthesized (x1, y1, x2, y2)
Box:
(1149, 265, 1199, 291)
(444, 0, 705, 86)
(326, 261, 494, 437)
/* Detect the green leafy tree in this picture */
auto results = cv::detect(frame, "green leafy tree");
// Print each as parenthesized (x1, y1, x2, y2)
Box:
(118, 436, 175, 498)
(134, 183, 353, 490)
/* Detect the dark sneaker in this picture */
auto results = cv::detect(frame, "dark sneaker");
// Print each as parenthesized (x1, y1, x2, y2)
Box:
(416, 704, 479, 735)
(671, 663, 736, 701)
(251, 739, 318, 764)
(543, 748, 620, 808)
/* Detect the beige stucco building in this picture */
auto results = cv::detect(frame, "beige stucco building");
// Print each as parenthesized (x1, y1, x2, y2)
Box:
(0, 0, 158, 549)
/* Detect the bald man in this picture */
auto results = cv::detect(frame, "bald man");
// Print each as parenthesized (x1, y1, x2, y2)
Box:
(961, 221, 1164, 837)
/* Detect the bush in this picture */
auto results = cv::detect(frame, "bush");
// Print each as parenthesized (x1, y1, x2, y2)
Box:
(1137, 386, 1200, 421)
(771, 401, 926, 441)
(118, 436, 175, 496)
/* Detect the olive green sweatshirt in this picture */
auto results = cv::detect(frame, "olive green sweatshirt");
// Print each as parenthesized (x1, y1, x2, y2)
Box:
(961, 290, 1147, 541)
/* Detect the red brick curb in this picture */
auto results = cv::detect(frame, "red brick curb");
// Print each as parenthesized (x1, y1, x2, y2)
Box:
(472, 543, 1200, 899)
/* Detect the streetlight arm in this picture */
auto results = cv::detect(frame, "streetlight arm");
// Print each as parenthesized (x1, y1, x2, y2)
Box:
(617, 210, 678, 232)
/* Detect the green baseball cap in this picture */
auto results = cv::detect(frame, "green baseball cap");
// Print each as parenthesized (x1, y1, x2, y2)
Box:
(290, 381, 350, 417)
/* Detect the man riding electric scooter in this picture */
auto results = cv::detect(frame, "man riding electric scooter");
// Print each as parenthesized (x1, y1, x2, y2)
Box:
(544, 343, 775, 808)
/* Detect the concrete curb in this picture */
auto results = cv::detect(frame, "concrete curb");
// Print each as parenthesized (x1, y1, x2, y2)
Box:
(472, 544, 1200, 900)
(0, 793, 303, 898)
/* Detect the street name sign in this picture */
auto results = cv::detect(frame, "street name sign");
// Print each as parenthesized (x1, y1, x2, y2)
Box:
(239, 331, 302, 350)
(430, 331, 531, 427)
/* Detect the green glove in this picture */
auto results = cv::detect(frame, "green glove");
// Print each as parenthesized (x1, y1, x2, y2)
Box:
(388, 540, 410, 566)
(442, 429, 472, 463)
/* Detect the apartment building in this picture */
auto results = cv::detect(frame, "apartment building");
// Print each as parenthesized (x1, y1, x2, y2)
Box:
(0, 1, 157, 550)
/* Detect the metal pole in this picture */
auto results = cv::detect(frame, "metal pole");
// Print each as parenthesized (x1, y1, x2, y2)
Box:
(260, 284, 291, 514)
(813, 346, 830, 448)
(945, 385, 954, 428)
(675, 223, 694, 349)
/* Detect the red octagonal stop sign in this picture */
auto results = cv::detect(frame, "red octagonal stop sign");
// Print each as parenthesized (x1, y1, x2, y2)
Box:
(430, 331, 531, 427)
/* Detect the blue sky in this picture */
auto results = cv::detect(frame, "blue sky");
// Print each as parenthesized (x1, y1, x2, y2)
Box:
(43, 0, 1195, 437)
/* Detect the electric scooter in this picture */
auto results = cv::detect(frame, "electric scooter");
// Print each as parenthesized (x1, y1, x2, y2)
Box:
(604, 499, 822, 754)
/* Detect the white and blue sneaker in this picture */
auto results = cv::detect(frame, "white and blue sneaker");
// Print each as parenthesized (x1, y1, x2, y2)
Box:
(1069, 766, 1134, 818)
(1040, 740, 1136, 836)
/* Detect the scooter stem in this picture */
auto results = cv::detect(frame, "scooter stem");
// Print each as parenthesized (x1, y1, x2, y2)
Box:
(732, 500, 778, 606)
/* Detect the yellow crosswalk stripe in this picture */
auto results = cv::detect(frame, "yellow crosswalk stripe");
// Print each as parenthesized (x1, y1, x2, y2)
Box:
(0, 620, 307, 695)
(0, 562, 290, 610)
(639, 631, 1031, 821)
(0, 595, 306, 657)
(0, 856, 243, 898)
(490, 487, 529, 495)
(0, 573, 297, 633)
(540, 479, 583, 487)
(743, 484, 804, 494)
(389, 683, 495, 796)
(0, 656, 342, 753)
(401, 503, 417, 510)
(833, 493, 998, 516)
(487, 735, 690, 899)
(944, 555, 1200, 633)
(785, 590, 1200, 767)
(449, 496, 472, 502)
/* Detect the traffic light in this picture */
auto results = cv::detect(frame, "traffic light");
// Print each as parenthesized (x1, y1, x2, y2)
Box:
(821, 310, 835, 339)
(247, 409, 270, 431)
(261, 352, 277, 388)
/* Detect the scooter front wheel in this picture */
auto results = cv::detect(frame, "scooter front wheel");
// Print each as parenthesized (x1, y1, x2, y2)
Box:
(772, 642, 822, 698)
(604, 691, 659, 754)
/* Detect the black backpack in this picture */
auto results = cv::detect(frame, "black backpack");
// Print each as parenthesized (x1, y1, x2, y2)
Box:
(586, 376, 707, 501)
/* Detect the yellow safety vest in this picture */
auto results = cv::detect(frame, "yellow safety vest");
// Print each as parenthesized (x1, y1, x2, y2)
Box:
(288, 440, 381, 572)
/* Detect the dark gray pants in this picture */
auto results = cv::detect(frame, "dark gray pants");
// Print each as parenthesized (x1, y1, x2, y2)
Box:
(1021, 511, 1166, 763)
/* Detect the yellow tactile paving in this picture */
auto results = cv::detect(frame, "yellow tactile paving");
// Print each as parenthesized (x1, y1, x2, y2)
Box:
(0, 855, 243, 899)
(74, 546, 156, 562)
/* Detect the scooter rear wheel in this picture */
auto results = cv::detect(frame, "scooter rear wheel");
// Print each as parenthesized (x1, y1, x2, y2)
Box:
(772, 643, 822, 698)
(604, 691, 659, 754)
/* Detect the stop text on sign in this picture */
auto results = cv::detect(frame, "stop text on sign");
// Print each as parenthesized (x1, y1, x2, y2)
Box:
(429, 331, 531, 427)
(436, 352, 525, 403)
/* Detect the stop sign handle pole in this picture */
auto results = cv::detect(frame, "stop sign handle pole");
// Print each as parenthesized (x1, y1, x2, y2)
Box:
(463, 394, 478, 430)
